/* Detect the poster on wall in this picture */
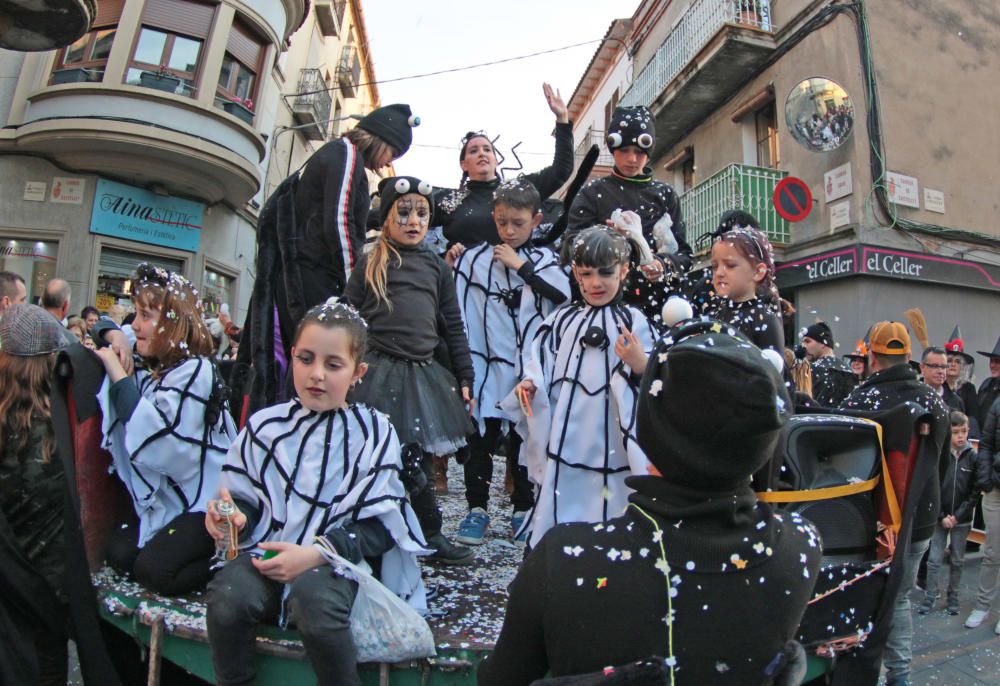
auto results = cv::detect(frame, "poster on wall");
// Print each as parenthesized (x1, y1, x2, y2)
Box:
(824, 163, 852, 202)
(90, 178, 204, 252)
(50, 177, 85, 204)
(886, 171, 919, 209)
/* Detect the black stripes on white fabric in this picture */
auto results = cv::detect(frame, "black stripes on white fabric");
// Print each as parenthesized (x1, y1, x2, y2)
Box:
(99, 357, 235, 547)
(453, 241, 569, 433)
(503, 302, 654, 548)
(221, 400, 429, 610)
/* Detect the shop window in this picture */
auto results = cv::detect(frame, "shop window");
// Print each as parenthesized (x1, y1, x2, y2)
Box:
(755, 101, 780, 169)
(215, 19, 266, 118)
(50, 0, 122, 84)
(126, 0, 215, 98)
(0, 238, 57, 305)
(201, 267, 235, 316)
(97, 247, 183, 311)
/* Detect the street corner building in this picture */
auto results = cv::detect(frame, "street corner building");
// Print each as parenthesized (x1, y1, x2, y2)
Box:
(0, 0, 384, 322)
(565, 0, 1000, 359)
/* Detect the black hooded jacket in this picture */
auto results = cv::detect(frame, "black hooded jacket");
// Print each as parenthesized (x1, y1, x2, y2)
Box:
(478, 476, 821, 686)
(840, 363, 950, 542)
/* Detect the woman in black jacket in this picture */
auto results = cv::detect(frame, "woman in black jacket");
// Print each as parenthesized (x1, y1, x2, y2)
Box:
(437, 83, 574, 250)
(968, 397, 1000, 630)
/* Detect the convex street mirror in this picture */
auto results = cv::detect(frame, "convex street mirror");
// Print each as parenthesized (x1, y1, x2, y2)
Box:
(785, 77, 855, 152)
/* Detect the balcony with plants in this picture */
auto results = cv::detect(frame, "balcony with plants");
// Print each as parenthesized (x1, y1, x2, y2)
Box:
(620, 0, 777, 160)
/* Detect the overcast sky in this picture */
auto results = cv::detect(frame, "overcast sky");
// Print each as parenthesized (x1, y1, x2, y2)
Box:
(363, 1, 640, 188)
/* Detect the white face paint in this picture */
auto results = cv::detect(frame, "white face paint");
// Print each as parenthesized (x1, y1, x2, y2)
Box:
(384, 193, 431, 246)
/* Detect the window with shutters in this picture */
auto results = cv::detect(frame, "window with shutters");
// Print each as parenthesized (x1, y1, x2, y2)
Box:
(50, 0, 122, 84)
(125, 0, 216, 98)
(215, 19, 266, 111)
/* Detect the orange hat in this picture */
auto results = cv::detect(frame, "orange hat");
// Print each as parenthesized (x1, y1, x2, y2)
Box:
(869, 321, 911, 355)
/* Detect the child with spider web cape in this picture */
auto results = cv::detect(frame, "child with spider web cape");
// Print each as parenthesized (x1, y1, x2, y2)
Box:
(501, 227, 654, 549)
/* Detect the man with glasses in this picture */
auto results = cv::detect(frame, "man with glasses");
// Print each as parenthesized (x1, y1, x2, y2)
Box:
(922, 347, 965, 413)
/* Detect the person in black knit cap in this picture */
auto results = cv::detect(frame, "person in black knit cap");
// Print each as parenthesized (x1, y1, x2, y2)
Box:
(802, 321, 857, 407)
(479, 320, 821, 686)
(567, 105, 692, 326)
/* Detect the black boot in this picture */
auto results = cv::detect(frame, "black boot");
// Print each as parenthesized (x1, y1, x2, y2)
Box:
(425, 532, 474, 565)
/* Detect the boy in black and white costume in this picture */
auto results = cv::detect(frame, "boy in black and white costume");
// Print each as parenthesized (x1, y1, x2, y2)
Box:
(505, 227, 654, 549)
(449, 180, 570, 544)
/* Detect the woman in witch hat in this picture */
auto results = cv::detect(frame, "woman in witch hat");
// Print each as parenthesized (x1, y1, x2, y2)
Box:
(944, 326, 980, 438)
(977, 335, 1000, 432)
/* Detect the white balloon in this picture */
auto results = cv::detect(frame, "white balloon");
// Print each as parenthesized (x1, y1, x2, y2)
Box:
(761, 347, 785, 373)
(660, 297, 694, 327)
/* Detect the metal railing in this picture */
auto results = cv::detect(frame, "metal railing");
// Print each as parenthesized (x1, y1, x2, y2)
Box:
(336, 45, 361, 97)
(679, 163, 788, 248)
(293, 68, 333, 134)
(621, 0, 773, 108)
(575, 128, 615, 167)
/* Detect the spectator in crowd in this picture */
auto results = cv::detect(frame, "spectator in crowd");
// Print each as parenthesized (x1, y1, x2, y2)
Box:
(41, 279, 78, 346)
(480, 324, 821, 685)
(844, 339, 870, 382)
(922, 347, 965, 413)
(977, 336, 1000, 433)
(840, 322, 950, 686)
(0, 270, 26, 316)
(802, 322, 856, 406)
(918, 411, 978, 616)
(80, 305, 100, 332)
(969, 363, 1000, 634)
(944, 328, 979, 436)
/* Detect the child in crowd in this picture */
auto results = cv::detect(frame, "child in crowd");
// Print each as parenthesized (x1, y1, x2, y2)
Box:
(919, 411, 979, 616)
(95, 263, 235, 595)
(510, 227, 654, 548)
(344, 176, 475, 564)
(706, 221, 785, 354)
(448, 180, 570, 544)
(205, 299, 427, 686)
(567, 105, 692, 325)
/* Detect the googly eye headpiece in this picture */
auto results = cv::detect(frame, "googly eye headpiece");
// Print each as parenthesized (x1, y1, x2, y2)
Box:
(357, 103, 419, 157)
(377, 175, 435, 226)
(606, 105, 656, 153)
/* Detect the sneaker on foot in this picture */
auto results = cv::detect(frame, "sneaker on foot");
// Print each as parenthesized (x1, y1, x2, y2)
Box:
(456, 508, 490, 545)
(511, 510, 528, 544)
(946, 596, 960, 616)
(425, 533, 474, 565)
(917, 597, 934, 615)
(965, 609, 988, 628)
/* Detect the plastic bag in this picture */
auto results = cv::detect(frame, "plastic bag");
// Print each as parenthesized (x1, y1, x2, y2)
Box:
(315, 538, 436, 663)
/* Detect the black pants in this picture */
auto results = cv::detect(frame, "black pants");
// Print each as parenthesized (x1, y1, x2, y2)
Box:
(401, 445, 442, 539)
(464, 419, 534, 512)
(207, 553, 359, 686)
(107, 511, 216, 595)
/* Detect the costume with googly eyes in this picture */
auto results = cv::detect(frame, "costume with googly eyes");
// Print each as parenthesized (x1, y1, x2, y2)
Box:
(98, 357, 236, 593)
(453, 241, 570, 432)
(502, 303, 654, 548)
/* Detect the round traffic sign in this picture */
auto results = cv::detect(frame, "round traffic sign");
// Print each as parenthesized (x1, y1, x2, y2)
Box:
(773, 177, 813, 222)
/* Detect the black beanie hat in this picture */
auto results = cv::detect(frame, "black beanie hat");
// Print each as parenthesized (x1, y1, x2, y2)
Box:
(357, 104, 419, 156)
(606, 106, 655, 152)
(377, 175, 434, 225)
(637, 320, 791, 490)
(803, 322, 834, 349)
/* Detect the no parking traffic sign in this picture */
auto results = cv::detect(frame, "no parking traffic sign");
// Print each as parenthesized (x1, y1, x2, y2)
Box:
(773, 177, 813, 222)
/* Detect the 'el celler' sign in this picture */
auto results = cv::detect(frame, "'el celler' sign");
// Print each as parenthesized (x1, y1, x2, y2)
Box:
(776, 244, 1000, 292)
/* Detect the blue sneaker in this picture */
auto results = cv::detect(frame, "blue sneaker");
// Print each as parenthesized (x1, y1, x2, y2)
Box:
(457, 508, 490, 545)
(511, 510, 529, 544)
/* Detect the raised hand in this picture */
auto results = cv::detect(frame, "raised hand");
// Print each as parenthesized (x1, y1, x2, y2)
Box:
(543, 83, 569, 123)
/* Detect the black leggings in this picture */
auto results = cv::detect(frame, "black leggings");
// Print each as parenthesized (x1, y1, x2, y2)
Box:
(107, 511, 216, 596)
(464, 419, 534, 512)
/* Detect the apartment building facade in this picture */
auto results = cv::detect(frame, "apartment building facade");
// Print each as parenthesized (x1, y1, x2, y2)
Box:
(0, 0, 381, 321)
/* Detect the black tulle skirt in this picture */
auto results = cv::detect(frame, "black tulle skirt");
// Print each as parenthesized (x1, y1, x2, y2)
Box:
(348, 349, 473, 454)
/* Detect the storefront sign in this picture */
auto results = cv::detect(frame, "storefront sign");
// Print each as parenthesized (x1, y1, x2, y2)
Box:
(90, 178, 204, 252)
(23, 181, 47, 202)
(777, 244, 1000, 292)
(824, 163, 852, 202)
(829, 201, 850, 229)
(924, 188, 945, 214)
(886, 171, 919, 209)
(51, 177, 85, 204)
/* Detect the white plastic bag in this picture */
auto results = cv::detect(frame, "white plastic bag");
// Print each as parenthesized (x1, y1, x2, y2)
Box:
(315, 539, 436, 663)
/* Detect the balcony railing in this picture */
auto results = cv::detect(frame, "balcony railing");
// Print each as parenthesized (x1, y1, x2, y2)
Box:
(621, 0, 773, 109)
(679, 163, 788, 249)
(336, 45, 361, 98)
(292, 68, 333, 140)
(575, 128, 615, 168)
